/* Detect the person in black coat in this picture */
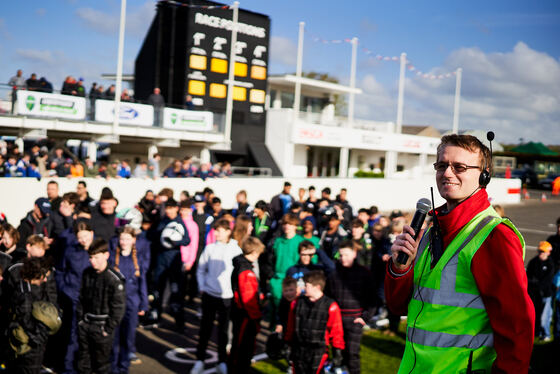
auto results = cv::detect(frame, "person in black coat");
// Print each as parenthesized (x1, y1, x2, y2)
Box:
(546, 217, 560, 270)
(76, 239, 125, 374)
(17, 198, 53, 247)
(527, 241, 556, 341)
(90, 188, 118, 243)
(4, 257, 56, 374)
(325, 240, 378, 374)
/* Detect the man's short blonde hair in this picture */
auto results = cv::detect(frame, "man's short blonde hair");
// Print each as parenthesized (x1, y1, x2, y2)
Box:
(437, 134, 492, 173)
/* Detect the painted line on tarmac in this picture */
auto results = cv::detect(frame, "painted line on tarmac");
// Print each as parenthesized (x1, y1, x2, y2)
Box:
(518, 227, 555, 235)
(165, 348, 269, 373)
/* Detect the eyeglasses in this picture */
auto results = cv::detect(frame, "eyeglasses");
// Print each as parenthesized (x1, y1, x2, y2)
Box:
(433, 162, 480, 174)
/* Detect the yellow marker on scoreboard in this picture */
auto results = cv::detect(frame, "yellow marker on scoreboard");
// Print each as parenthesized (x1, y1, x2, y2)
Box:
(251, 66, 267, 80)
(249, 89, 265, 104)
(188, 80, 206, 96)
(233, 86, 246, 101)
(211, 58, 228, 74)
(234, 62, 248, 77)
(189, 55, 207, 70)
(209, 83, 227, 98)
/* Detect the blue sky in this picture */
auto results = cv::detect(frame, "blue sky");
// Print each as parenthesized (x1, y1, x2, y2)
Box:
(1, 0, 559, 143)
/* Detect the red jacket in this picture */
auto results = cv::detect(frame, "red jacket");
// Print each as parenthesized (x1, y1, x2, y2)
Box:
(232, 255, 263, 320)
(385, 189, 535, 374)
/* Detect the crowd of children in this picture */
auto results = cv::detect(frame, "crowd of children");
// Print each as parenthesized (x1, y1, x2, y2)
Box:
(5, 179, 554, 374)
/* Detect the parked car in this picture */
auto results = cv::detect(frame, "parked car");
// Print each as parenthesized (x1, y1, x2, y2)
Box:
(537, 173, 560, 190)
(495, 168, 538, 187)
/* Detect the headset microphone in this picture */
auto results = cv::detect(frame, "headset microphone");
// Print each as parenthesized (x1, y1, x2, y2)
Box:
(478, 131, 494, 188)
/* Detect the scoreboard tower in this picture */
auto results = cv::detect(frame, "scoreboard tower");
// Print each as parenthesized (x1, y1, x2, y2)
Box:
(135, 0, 273, 166)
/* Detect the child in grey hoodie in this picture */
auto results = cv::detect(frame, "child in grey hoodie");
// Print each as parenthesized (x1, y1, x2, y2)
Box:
(192, 218, 242, 374)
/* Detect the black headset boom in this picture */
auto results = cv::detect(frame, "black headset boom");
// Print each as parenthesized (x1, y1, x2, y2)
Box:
(479, 131, 494, 187)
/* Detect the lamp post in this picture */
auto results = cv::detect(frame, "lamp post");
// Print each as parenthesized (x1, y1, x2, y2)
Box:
(112, 0, 127, 139)
(452, 67, 462, 134)
(224, 1, 239, 147)
(293, 21, 305, 124)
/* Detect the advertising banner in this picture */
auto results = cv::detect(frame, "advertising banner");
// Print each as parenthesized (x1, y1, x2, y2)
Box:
(293, 123, 439, 154)
(162, 108, 213, 132)
(94, 100, 154, 127)
(16, 90, 86, 120)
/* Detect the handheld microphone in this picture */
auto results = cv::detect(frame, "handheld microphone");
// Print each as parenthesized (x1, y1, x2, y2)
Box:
(396, 198, 432, 265)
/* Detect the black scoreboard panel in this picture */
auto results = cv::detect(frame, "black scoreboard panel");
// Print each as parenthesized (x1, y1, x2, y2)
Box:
(185, 3, 270, 120)
(135, 0, 270, 128)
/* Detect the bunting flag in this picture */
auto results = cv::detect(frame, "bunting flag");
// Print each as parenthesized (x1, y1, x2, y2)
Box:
(309, 33, 457, 80)
(162, 0, 232, 9)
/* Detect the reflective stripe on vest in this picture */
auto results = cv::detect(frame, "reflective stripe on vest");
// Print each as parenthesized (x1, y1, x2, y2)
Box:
(411, 216, 494, 312)
(407, 327, 494, 349)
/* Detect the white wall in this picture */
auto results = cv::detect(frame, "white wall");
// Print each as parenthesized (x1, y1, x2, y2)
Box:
(293, 145, 308, 178)
(265, 109, 293, 175)
(0, 177, 521, 225)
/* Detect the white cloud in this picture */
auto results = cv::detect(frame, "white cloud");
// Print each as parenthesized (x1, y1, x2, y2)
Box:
(270, 36, 297, 68)
(75, 1, 155, 38)
(355, 42, 560, 143)
(36, 8, 46, 17)
(0, 18, 12, 39)
(16, 49, 56, 64)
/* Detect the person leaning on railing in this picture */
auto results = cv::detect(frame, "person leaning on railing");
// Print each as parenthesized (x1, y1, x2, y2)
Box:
(8, 69, 26, 114)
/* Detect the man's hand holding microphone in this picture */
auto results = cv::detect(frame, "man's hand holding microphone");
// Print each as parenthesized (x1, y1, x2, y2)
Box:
(390, 198, 431, 271)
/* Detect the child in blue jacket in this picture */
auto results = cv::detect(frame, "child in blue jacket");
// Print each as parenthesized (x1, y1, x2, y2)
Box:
(109, 226, 149, 374)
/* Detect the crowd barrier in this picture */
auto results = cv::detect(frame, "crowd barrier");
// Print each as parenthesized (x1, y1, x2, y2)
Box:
(8, 89, 214, 131)
(0, 177, 521, 224)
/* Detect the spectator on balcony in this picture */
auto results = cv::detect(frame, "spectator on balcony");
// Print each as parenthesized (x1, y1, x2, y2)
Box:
(57, 159, 72, 178)
(49, 146, 65, 169)
(185, 95, 194, 110)
(16, 153, 31, 171)
(148, 153, 161, 179)
(26, 161, 41, 179)
(0, 154, 7, 176)
(83, 157, 99, 178)
(9, 69, 26, 114)
(75, 78, 86, 97)
(107, 160, 119, 178)
(212, 163, 224, 178)
(70, 158, 84, 177)
(98, 162, 108, 179)
(196, 163, 211, 181)
(61, 76, 77, 96)
(121, 89, 133, 102)
(148, 88, 165, 126)
(133, 161, 149, 179)
(4, 154, 24, 177)
(36, 151, 49, 177)
(117, 159, 132, 179)
(9, 69, 26, 89)
(182, 156, 196, 177)
(25, 73, 42, 91)
(88, 83, 98, 119)
(38, 77, 53, 93)
(163, 159, 184, 178)
(105, 85, 116, 100)
(222, 162, 233, 177)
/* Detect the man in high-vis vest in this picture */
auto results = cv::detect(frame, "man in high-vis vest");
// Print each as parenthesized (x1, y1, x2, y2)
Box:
(385, 134, 535, 374)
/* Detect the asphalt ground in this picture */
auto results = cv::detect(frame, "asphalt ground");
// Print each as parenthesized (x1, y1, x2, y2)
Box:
(131, 190, 560, 374)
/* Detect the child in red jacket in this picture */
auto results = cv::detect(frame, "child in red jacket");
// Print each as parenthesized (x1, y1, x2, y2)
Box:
(285, 270, 345, 374)
(228, 237, 265, 373)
